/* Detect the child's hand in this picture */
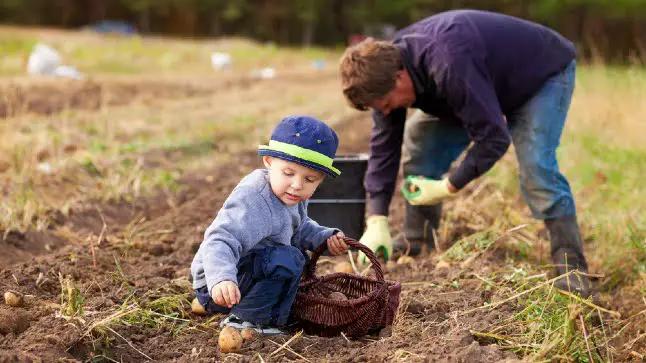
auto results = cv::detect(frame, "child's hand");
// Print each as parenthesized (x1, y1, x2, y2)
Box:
(327, 231, 348, 256)
(211, 280, 240, 308)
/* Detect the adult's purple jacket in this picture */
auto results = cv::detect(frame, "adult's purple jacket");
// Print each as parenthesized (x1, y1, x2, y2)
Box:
(365, 10, 576, 216)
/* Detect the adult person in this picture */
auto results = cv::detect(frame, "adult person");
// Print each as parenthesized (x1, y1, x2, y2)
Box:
(339, 10, 591, 296)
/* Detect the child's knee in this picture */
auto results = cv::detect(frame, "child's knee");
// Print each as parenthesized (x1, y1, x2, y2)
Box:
(262, 245, 306, 280)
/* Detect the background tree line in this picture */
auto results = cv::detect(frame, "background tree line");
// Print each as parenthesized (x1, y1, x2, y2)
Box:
(1, 0, 644, 63)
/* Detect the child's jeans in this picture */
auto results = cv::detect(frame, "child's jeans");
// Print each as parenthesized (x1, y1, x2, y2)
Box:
(195, 244, 306, 327)
(401, 60, 577, 220)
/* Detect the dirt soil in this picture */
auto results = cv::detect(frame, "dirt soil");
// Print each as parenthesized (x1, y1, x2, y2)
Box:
(0, 82, 642, 362)
(0, 76, 252, 118)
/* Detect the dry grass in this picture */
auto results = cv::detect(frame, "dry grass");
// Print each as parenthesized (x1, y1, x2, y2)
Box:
(429, 174, 637, 361)
(0, 29, 352, 233)
(0, 27, 644, 361)
(571, 64, 646, 150)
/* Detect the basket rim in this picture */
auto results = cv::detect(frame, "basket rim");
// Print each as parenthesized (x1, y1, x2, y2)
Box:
(305, 238, 385, 281)
(300, 272, 401, 288)
(296, 272, 400, 306)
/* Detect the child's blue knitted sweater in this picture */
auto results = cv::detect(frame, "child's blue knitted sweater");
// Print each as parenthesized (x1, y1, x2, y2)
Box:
(191, 169, 337, 294)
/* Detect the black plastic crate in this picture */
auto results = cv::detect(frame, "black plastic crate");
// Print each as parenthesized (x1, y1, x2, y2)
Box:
(308, 154, 368, 239)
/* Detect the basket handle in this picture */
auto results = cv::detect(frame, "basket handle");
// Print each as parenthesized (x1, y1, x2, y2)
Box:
(304, 237, 385, 282)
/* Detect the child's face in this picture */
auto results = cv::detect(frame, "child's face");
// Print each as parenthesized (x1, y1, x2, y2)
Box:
(263, 156, 325, 206)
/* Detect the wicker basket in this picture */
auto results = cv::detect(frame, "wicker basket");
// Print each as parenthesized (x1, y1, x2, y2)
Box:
(291, 237, 401, 337)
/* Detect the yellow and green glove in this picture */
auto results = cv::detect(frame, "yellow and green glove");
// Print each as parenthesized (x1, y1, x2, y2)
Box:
(401, 176, 455, 206)
(358, 215, 392, 265)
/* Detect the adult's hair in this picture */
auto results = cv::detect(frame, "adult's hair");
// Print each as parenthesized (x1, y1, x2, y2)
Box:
(339, 38, 402, 111)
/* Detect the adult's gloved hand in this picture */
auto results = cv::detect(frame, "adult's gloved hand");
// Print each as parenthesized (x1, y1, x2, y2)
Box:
(358, 215, 392, 265)
(401, 176, 455, 206)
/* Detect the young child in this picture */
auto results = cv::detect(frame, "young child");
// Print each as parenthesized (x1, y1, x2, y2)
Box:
(191, 115, 348, 335)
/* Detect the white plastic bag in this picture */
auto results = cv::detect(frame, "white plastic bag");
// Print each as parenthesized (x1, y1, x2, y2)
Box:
(53, 65, 83, 80)
(210, 52, 232, 70)
(27, 43, 84, 79)
(27, 43, 61, 76)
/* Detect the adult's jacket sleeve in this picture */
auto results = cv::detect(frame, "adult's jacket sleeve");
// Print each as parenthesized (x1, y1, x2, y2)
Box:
(364, 108, 406, 216)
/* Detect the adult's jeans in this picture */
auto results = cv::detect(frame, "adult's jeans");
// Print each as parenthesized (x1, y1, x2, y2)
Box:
(402, 60, 577, 220)
(195, 244, 306, 326)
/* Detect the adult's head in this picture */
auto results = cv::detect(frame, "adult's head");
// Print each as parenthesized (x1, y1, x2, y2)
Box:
(339, 38, 416, 116)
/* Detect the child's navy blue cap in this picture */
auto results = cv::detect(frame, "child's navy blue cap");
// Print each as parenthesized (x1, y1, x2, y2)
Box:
(258, 115, 341, 177)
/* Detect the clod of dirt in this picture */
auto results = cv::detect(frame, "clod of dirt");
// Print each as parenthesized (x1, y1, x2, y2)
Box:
(36, 148, 51, 162)
(62, 143, 78, 154)
(454, 341, 509, 362)
(397, 256, 415, 265)
(0, 351, 40, 362)
(0, 308, 31, 334)
(240, 328, 256, 342)
(4, 291, 24, 307)
(328, 291, 348, 301)
(0, 159, 10, 173)
(191, 298, 206, 315)
(405, 301, 426, 316)
(148, 243, 166, 256)
(219, 326, 243, 353)
(334, 261, 354, 274)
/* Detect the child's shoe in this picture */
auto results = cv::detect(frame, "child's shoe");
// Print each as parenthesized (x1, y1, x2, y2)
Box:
(219, 314, 285, 335)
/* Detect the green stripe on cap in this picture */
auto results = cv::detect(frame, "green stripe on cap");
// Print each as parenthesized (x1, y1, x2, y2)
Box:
(258, 140, 341, 176)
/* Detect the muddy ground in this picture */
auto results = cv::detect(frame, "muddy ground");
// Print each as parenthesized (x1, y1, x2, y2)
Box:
(0, 79, 643, 362)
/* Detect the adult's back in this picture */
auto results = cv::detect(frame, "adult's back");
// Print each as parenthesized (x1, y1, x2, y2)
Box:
(396, 10, 576, 112)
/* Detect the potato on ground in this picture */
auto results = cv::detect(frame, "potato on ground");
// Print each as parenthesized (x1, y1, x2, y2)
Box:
(240, 328, 256, 341)
(191, 297, 206, 315)
(219, 326, 243, 353)
(4, 291, 23, 307)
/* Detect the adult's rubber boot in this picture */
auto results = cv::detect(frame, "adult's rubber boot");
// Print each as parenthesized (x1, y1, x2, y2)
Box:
(393, 202, 441, 256)
(545, 215, 592, 297)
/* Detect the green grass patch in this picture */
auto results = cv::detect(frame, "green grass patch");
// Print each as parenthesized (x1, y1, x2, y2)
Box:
(0, 36, 36, 55)
(88, 279, 194, 353)
(84, 278, 194, 361)
(472, 266, 616, 361)
(59, 274, 85, 318)
(116, 292, 192, 335)
(442, 229, 497, 262)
